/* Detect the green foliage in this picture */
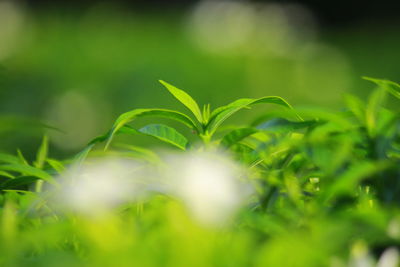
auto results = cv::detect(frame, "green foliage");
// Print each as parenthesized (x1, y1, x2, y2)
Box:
(94, 80, 298, 154)
(159, 80, 204, 123)
(34, 135, 49, 169)
(0, 77, 400, 266)
(138, 124, 189, 150)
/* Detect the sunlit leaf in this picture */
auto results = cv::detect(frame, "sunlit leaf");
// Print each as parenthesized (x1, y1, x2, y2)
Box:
(159, 80, 203, 123)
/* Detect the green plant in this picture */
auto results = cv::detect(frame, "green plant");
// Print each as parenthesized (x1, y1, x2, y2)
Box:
(84, 80, 298, 150)
(0, 77, 399, 267)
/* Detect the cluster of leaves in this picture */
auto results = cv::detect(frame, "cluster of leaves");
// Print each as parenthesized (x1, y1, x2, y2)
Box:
(0, 78, 400, 266)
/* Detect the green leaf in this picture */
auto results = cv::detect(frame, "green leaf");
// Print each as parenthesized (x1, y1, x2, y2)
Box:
(366, 88, 386, 137)
(220, 127, 259, 148)
(114, 144, 161, 163)
(363, 76, 400, 100)
(230, 143, 260, 164)
(202, 104, 211, 124)
(74, 125, 146, 163)
(112, 124, 189, 150)
(292, 108, 354, 130)
(0, 153, 21, 164)
(159, 80, 203, 123)
(344, 94, 366, 123)
(256, 118, 318, 133)
(46, 159, 65, 174)
(17, 149, 29, 166)
(207, 96, 297, 135)
(34, 135, 48, 169)
(323, 161, 389, 202)
(1, 176, 39, 190)
(0, 164, 55, 184)
(0, 171, 13, 179)
(250, 110, 302, 127)
(138, 124, 189, 150)
(74, 143, 96, 165)
(105, 108, 198, 150)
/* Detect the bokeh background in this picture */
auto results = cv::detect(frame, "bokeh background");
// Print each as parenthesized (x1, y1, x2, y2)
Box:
(0, 0, 399, 157)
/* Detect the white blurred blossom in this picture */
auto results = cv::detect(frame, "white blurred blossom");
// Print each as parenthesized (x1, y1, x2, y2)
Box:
(52, 151, 253, 225)
(163, 150, 253, 226)
(377, 247, 399, 267)
(54, 157, 151, 216)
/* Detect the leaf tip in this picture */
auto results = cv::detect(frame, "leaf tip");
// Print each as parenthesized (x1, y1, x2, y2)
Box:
(158, 80, 168, 86)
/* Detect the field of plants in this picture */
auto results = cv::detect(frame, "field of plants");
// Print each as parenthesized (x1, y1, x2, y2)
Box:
(0, 76, 399, 266)
(1, 1, 400, 266)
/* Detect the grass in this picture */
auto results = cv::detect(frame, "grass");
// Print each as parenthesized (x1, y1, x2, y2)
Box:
(0, 77, 400, 266)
